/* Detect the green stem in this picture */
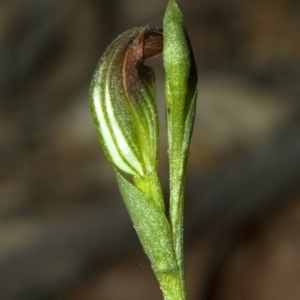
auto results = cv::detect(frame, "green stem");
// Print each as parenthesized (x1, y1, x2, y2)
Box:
(157, 270, 186, 300)
(169, 131, 188, 299)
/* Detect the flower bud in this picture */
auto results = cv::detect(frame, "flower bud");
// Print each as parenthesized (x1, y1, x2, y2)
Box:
(89, 27, 163, 177)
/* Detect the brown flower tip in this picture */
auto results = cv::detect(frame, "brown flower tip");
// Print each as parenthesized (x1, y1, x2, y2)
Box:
(122, 28, 163, 100)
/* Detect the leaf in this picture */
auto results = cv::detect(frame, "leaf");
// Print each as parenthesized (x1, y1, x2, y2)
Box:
(116, 171, 175, 272)
(163, 1, 197, 297)
(116, 171, 183, 299)
(163, 0, 198, 150)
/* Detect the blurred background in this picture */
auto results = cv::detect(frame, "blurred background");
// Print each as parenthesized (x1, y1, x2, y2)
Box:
(1, 0, 300, 299)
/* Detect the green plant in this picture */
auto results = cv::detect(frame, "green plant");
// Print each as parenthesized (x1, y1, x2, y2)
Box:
(89, 0, 197, 299)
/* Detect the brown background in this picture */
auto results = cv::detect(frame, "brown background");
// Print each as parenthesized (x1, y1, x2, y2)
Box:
(1, 0, 300, 299)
